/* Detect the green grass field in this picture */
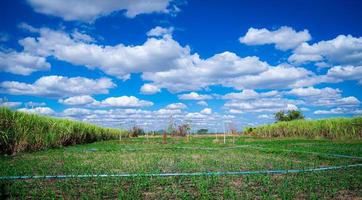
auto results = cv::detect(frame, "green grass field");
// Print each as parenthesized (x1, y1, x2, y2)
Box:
(1, 136, 362, 199)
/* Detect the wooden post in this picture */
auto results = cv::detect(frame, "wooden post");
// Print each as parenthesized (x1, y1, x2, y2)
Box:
(162, 131, 167, 144)
(223, 122, 226, 144)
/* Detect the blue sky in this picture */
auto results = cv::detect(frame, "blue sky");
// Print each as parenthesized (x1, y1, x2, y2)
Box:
(0, 0, 362, 131)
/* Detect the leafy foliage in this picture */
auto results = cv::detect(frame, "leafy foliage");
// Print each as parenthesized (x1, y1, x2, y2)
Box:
(274, 110, 304, 122)
(197, 129, 208, 134)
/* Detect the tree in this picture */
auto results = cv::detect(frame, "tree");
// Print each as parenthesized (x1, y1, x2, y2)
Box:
(129, 126, 144, 137)
(197, 129, 208, 134)
(274, 110, 304, 122)
(176, 124, 190, 137)
(287, 110, 304, 121)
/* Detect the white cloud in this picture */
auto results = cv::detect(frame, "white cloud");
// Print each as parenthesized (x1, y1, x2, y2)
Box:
(27, 0, 175, 22)
(196, 101, 208, 106)
(224, 97, 300, 113)
(0, 51, 50, 75)
(59, 95, 96, 105)
(178, 92, 213, 100)
(166, 103, 187, 110)
(312, 96, 360, 107)
(94, 96, 153, 108)
(326, 65, 362, 84)
(19, 26, 190, 80)
(140, 83, 161, 94)
(18, 107, 55, 115)
(223, 64, 318, 90)
(147, 26, 174, 37)
(25, 101, 46, 107)
(289, 35, 362, 65)
(17, 25, 321, 93)
(223, 89, 279, 100)
(314, 108, 362, 115)
(62, 108, 91, 116)
(200, 108, 212, 115)
(0, 98, 22, 108)
(228, 109, 243, 114)
(239, 26, 311, 50)
(143, 52, 270, 92)
(287, 87, 341, 98)
(257, 114, 274, 119)
(0, 75, 115, 98)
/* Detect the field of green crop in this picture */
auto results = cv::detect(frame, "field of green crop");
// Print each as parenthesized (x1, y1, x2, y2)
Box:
(0, 107, 127, 155)
(244, 117, 362, 140)
(1, 136, 362, 199)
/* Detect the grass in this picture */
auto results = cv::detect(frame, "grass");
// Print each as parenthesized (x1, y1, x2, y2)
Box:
(0, 107, 127, 155)
(244, 117, 362, 140)
(1, 136, 361, 199)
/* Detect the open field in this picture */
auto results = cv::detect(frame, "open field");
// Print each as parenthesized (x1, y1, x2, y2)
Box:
(1, 136, 362, 199)
(244, 117, 362, 140)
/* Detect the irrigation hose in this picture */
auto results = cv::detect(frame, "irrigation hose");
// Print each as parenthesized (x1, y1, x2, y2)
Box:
(1, 163, 362, 180)
(79, 145, 362, 160)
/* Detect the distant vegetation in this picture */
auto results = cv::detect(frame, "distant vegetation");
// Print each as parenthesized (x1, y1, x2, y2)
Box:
(0, 107, 126, 155)
(275, 110, 304, 122)
(244, 117, 362, 140)
(197, 129, 208, 134)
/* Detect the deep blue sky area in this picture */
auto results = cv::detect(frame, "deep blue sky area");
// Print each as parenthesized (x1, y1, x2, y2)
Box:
(0, 0, 361, 131)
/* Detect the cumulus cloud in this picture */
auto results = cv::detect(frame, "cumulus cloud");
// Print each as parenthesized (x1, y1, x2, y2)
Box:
(25, 101, 46, 107)
(142, 52, 271, 92)
(257, 114, 274, 119)
(312, 96, 360, 107)
(59, 95, 96, 105)
(178, 92, 213, 100)
(224, 98, 300, 113)
(314, 108, 362, 115)
(326, 65, 362, 84)
(223, 89, 279, 100)
(0, 75, 115, 98)
(140, 83, 161, 94)
(222, 64, 319, 90)
(72, 108, 232, 131)
(0, 51, 50, 75)
(239, 26, 311, 50)
(166, 103, 187, 110)
(27, 0, 175, 22)
(19, 26, 190, 80)
(146, 26, 174, 37)
(200, 108, 212, 115)
(62, 108, 91, 116)
(286, 87, 341, 98)
(0, 98, 22, 108)
(196, 101, 208, 106)
(16, 25, 322, 92)
(289, 35, 362, 65)
(286, 87, 360, 107)
(93, 96, 153, 108)
(18, 107, 55, 115)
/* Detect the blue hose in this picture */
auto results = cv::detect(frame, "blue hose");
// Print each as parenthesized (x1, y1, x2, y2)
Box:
(1, 163, 361, 180)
